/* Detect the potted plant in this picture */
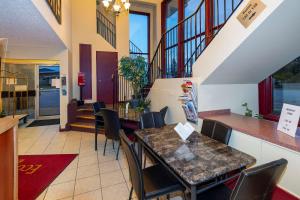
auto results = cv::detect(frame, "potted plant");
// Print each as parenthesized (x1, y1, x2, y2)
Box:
(135, 99, 151, 113)
(119, 56, 148, 108)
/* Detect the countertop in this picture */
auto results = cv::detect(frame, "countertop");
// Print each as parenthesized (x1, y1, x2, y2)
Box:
(199, 110, 300, 153)
(0, 116, 19, 134)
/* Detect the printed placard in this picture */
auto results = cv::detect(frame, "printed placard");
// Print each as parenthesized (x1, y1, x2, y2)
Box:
(237, 0, 266, 28)
(277, 103, 300, 137)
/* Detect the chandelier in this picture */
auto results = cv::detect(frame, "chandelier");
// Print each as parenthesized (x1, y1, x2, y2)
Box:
(102, 0, 131, 15)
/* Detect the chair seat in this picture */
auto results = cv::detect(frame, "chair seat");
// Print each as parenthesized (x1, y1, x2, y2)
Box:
(143, 164, 184, 199)
(196, 184, 231, 200)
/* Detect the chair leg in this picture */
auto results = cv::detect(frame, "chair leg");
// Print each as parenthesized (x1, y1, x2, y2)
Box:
(112, 140, 115, 149)
(116, 142, 121, 160)
(167, 194, 170, 200)
(182, 190, 187, 200)
(95, 128, 98, 151)
(103, 138, 107, 156)
(129, 186, 133, 200)
(143, 154, 147, 168)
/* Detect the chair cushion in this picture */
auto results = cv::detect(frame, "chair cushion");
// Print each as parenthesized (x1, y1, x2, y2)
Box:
(143, 164, 183, 199)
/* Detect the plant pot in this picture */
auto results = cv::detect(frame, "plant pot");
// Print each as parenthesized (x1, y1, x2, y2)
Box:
(130, 98, 139, 108)
(143, 107, 150, 113)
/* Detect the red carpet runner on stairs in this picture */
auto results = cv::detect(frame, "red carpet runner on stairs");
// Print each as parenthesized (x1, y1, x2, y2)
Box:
(18, 154, 77, 200)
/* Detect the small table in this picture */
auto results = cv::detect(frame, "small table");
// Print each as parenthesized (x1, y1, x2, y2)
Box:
(135, 125, 256, 200)
(95, 105, 141, 130)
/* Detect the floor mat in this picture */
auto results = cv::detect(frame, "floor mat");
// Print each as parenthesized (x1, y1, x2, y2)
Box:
(27, 119, 60, 127)
(18, 154, 78, 200)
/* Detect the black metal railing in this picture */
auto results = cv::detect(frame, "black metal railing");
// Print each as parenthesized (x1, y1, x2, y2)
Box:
(149, 0, 244, 83)
(46, 0, 62, 24)
(97, 10, 116, 48)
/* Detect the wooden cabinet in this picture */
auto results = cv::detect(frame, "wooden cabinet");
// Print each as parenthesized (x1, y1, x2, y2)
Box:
(0, 117, 18, 200)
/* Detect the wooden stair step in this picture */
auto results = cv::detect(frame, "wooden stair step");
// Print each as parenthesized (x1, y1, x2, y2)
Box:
(76, 115, 94, 120)
(69, 122, 94, 129)
(77, 108, 93, 112)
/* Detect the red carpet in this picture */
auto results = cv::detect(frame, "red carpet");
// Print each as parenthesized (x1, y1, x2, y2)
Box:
(225, 178, 299, 200)
(18, 154, 77, 200)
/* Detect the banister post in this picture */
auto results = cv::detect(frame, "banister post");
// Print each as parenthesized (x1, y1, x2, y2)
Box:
(205, 0, 214, 45)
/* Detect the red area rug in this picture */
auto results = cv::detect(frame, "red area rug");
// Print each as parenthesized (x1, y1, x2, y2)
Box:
(18, 154, 77, 200)
(225, 178, 299, 200)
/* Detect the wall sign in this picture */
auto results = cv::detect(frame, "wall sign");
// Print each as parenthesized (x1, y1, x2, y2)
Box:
(237, 0, 266, 28)
(277, 103, 300, 138)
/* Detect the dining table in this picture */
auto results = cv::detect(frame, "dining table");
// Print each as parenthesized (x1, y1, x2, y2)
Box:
(134, 124, 256, 200)
(95, 104, 141, 130)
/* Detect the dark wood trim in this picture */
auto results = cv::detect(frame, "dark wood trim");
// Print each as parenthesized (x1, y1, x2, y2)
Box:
(79, 44, 92, 100)
(177, 0, 185, 77)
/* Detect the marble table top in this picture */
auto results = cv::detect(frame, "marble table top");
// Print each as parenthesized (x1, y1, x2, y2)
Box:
(135, 125, 256, 185)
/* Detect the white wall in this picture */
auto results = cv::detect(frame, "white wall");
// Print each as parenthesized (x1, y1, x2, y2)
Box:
(31, 0, 72, 49)
(149, 78, 258, 124)
(71, 0, 116, 101)
(193, 0, 300, 84)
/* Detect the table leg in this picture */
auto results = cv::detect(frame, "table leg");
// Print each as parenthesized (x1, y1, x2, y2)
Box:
(191, 185, 197, 200)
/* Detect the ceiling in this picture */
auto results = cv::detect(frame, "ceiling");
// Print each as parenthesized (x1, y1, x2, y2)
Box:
(0, 0, 65, 50)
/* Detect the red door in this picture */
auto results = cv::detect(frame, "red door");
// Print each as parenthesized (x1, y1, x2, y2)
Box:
(96, 51, 118, 104)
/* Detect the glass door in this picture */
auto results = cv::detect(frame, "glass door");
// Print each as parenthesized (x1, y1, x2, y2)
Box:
(38, 65, 60, 117)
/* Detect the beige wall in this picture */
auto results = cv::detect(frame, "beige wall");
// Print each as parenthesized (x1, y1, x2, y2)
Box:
(31, 0, 72, 49)
(71, 0, 162, 102)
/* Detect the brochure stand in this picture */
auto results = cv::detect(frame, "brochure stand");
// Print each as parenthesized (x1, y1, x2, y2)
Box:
(179, 80, 198, 124)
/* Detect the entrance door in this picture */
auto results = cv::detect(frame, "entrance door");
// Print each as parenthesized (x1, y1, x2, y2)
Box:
(96, 51, 118, 104)
(38, 65, 60, 117)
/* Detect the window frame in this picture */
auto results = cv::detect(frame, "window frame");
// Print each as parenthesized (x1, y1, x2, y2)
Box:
(129, 10, 151, 64)
(259, 77, 300, 126)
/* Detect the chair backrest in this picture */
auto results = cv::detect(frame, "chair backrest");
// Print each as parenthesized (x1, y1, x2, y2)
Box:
(212, 121, 232, 145)
(92, 102, 106, 114)
(120, 132, 144, 200)
(230, 158, 288, 200)
(101, 108, 120, 140)
(140, 112, 164, 129)
(160, 106, 168, 122)
(201, 119, 216, 138)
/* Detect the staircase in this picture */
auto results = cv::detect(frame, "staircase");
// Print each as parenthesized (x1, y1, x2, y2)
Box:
(96, 10, 116, 48)
(67, 100, 99, 133)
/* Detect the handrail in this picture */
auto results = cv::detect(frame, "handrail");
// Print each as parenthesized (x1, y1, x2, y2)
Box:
(96, 10, 116, 48)
(129, 40, 143, 54)
(148, 0, 244, 80)
(45, 0, 62, 24)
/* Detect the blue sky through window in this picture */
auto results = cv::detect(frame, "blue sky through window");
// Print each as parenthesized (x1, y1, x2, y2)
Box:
(129, 13, 148, 53)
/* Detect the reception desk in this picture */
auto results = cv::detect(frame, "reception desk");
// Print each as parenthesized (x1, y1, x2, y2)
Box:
(0, 117, 18, 200)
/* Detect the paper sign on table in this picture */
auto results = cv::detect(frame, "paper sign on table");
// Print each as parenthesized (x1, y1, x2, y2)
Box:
(277, 103, 300, 137)
(174, 122, 195, 141)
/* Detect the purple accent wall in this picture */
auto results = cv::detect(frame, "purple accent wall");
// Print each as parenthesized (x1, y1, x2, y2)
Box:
(79, 44, 92, 99)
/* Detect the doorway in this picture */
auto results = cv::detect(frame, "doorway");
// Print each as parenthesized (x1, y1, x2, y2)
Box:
(96, 51, 118, 104)
(37, 65, 60, 118)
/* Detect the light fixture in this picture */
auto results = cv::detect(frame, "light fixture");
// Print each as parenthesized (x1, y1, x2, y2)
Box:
(101, 0, 130, 15)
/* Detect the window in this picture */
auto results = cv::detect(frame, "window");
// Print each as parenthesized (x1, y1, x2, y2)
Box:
(129, 12, 150, 63)
(259, 56, 300, 124)
(166, 0, 178, 31)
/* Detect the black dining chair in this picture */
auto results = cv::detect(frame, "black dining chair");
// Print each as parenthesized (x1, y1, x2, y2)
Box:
(140, 112, 165, 129)
(101, 108, 122, 160)
(201, 119, 216, 138)
(140, 112, 165, 167)
(196, 158, 288, 200)
(160, 106, 168, 124)
(212, 121, 232, 145)
(92, 102, 106, 151)
(120, 132, 186, 200)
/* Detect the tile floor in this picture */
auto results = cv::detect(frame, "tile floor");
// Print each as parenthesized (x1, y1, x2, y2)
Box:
(18, 124, 183, 200)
